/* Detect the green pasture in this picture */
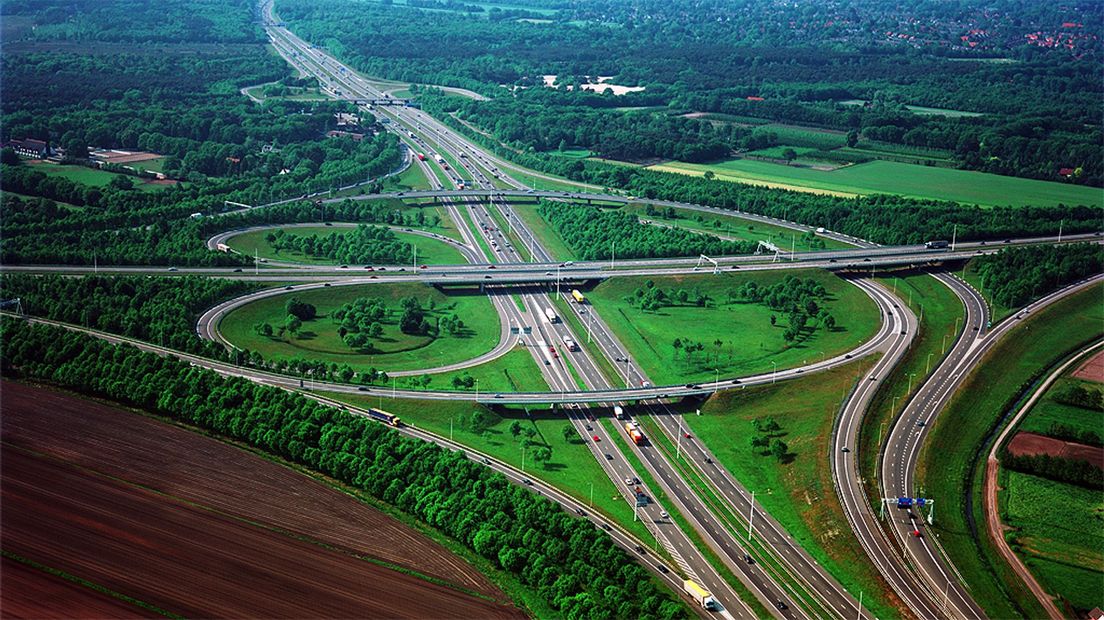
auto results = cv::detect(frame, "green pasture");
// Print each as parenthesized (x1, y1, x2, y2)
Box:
(224, 225, 467, 266)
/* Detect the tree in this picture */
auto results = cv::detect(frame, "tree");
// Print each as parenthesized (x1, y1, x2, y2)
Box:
(846, 130, 859, 148)
(109, 174, 134, 190)
(509, 420, 523, 439)
(532, 446, 552, 464)
(284, 314, 303, 336)
(770, 439, 789, 462)
(780, 148, 797, 164)
(0, 147, 19, 165)
(285, 298, 317, 321)
(254, 321, 273, 337)
(769, 314, 777, 326)
(562, 424, 576, 443)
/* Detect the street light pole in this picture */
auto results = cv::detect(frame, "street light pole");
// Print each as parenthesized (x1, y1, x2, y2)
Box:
(908, 372, 917, 394)
(942, 333, 950, 356)
(676, 417, 683, 461)
(772, 361, 778, 384)
(747, 491, 755, 541)
(926, 352, 934, 375)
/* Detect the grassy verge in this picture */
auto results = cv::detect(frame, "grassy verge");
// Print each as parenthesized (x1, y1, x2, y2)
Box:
(916, 283, 1103, 619)
(507, 202, 578, 262)
(601, 418, 772, 618)
(682, 357, 900, 618)
(483, 202, 533, 262)
(394, 346, 549, 393)
(329, 394, 655, 547)
(961, 260, 1014, 323)
(219, 282, 500, 374)
(586, 271, 880, 385)
(859, 271, 965, 500)
(382, 162, 433, 192)
(449, 204, 495, 262)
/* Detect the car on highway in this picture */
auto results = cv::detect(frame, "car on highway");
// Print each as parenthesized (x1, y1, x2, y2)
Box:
(523, 478, 532, 485)
(357, 386, 368, 391)
(168, 267, 178, 271)
(657, 564, 669, 574)
(705, 457, 713, 464)
(683, 432, 692, 438)
(285, 286, 293, 290)
(592, 435, 601, 442)
(232, 268, 242, 273)
(917, 420, 926, 427)
(912, 529, 923, 538)
(634, 545, 645, 554)
(605, 453, 613, 460)
(841, 446, 851, 453)
(775, 601, 788, 611)
(487, 265, 496, 269)
(624, 477, 633, 485)
(585, 424, 592, 431)
(744, 554, 754, 564)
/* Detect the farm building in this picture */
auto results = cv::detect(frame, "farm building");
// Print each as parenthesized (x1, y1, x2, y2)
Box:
(6, 138, 52, 159)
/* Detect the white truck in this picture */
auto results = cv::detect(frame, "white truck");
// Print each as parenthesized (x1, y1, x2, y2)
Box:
(435, 154, 446, 164)
(562, 335, 578, 351)
(683, 580, 718, 610)
(544, 308, 558, 324)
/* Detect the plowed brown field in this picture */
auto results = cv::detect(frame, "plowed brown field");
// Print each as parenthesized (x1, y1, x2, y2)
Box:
(1, 382, 525, 619)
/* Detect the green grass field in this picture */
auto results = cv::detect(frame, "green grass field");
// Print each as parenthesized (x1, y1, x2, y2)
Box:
(917, 283, 1103, 619)
(744, 146, 820, 159)
(383, 163, 433, 192)
(683, 357, 898, 619)
(326, 393, 656, 545)
(649, 159, 1102, 208)
(29, 162, 169, 192)
(759, 124, 848, 150)
(585, 271, 881, 385)
(1018, 376, 1103, 438)
(620, 203, 854, 251)
(508, 202, 579, 262)
(219, 283, 500, 374)
(223, 225, 467, 266)
(1001, 471, 1103, 613)
(556, 149, 594, 159)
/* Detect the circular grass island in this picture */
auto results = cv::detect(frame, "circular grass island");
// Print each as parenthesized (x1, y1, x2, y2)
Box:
(218, 282, 501, 374)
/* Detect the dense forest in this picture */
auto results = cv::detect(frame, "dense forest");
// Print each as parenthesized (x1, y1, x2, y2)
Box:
(0, 319, 687, 619)
(539, 202, 757, 260)
(972, 244, 1103, 308)
(278, 0, 1103, 185)
(267, 225, 417, 265)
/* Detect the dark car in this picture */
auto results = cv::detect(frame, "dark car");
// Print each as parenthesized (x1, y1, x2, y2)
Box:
(357, 386, 368, 392)
(657, 565, 669, 574)
(775, 601, 788, 611)
(232, 268, 242, 273)
(605, 453, 613, 460)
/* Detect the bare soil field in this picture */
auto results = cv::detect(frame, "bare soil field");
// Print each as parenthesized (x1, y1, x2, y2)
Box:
(1, 381, 523, 619)
(1072, 349, 1104, 383)
(1007, 431, 1104, 467)
(1, 556, 145, 619)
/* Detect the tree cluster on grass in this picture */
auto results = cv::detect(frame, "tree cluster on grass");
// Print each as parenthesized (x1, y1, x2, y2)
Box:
(267, 224, 417, 265)
(624, 279, 713, 313)
(285, 297, 317, 321)
(973, 244, 1104, 309)
(333, 296, 387, 350)
(1042, 423, 1102, 448)
(749, 416, 790, 463)
(0, 319, 686, 620)
(1050, 381, 1104, 412)
(399, 296, 431, 336)
(1001, 450, 1103, 490)
(539, 202, 756, 260)
(729, 276, 834, 343)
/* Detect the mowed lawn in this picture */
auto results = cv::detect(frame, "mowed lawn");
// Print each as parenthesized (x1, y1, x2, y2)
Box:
(28, 162, 170, 192)
(687, 357, 898, 619)
(1002, 471, 1103, 612)
(408, 347, 549, 393)
(224, 225, 468, 266)
(585, 270, 881, 385)
(650, 159, 1103, 208)
(219, 283, 500, 373)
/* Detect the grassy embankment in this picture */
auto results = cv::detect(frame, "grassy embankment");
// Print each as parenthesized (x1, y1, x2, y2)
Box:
(916, 283, 1103, 619)
(586, 271, 881, 385)
(858, 271, 965, 499)
(28, 162, 170, 192)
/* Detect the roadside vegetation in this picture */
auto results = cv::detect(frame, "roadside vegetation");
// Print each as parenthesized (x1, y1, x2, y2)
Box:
(226, 225, 466, 266)
(916, 284, 1103, 619)
(220, 283, 501, 376)
(971, 244, 1104, 313)
(585, 271, 880, 384)
(0, 319, 687, 620)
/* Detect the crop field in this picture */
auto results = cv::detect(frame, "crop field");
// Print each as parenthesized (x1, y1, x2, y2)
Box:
(27, 162, 170, 192)
(758, 124, 848, 150)
(917, 283, 1103, 619)
(330, 394, 656, 544)
(1, 382, 521, 618)
(585, 270, 881, 385)
(685, 356, 899, 619)
(620, 203, 855, 251)
(1001, 470, 1103, 612)
(223, 225, 467, 266)
(649, 159, 1103, 208)
(1018, 377, 1104, 439)
(219, 282, 500, 374)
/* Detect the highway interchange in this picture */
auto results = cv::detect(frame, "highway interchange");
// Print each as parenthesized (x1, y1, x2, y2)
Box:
(5, 2, 1100, 617)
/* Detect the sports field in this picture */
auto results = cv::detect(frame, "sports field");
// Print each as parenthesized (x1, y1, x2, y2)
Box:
(650, 159, 1102, 208)
(585, 270, 880, 385)
(219, 283, 500, 374)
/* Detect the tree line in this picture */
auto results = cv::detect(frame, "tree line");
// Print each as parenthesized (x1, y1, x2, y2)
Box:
(972, 244, 1103, 309)
(0, 318, 687, 620)
(267, 225, 417, 265)
(539, 202, 757, 260)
